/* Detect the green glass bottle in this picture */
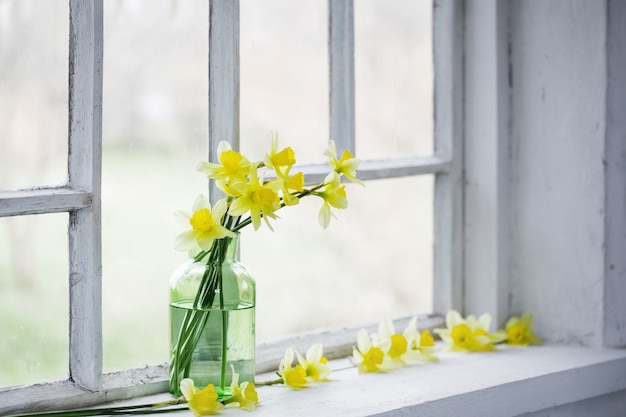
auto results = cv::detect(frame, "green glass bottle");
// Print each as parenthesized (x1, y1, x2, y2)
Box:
(169, 234, 255, 397)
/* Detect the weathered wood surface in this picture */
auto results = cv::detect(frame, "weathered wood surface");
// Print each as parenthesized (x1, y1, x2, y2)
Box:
(249, 346, 626, 417)
(463, 0, 510, 326)
(0, 187, 91, 217)
(208, 0, 240, 205)
(603, 0, 626, 348)
(67, 0, 104, 391)
(8, 344, 625, 417)
(261, 155, 450, 186)
(329, 0, 355, 154)
(433, 0, 464, 316)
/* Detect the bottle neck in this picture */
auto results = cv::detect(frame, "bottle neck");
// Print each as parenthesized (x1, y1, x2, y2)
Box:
(223, 234, 239, 262)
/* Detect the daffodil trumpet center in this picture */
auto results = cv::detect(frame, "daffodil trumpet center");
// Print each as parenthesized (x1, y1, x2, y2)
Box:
(388, 334, 408, 358)
(451, 324, 472, 347)
(507, 324, 525, 343)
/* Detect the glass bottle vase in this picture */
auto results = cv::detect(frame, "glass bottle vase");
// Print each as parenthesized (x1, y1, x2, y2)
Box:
(169, 234, 255, 397)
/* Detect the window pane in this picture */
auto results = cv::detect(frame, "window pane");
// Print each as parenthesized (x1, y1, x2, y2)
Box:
(0, 1, 69, 189)
(355, 0, 433, 159)
(240, 0, 328, 162)
(242, 175, 433, 341)
(0, 214, 69, 387)
(101, 0, 208, 373)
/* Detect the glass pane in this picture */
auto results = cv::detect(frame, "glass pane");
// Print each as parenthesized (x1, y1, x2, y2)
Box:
(242, 175, 433, 341)
(101, 0, 209, 373)
(355, 0, 433, 159)
(0, 214, 69, 387)
(0, 1, 69, 189)
(240, 0, 328, 163)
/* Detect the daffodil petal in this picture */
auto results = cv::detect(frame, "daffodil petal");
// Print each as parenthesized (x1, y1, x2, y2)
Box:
(505, 316, 519, 330)
(192, 194, 210, 212)
(352, 346, 364, 364)
(403, 317, 419, 343)
(174, 231, 199, 251)
(446, 310, 464, 328)
(520, 312, 534, 329)
(378, 318, 395, 339)
(357, 328, 372, 352)
(179, 378, 195, 401)
(211, 199, 228, 221)
(318, 202, 331, 228)
(306, 343, 323, 363)
(323, 140, 338, 160)
(217, 140, 232, 154)
(228, 196, 251, 216)
(477, 313, 492, 331)
(401, 349, 425, 365)
(197, 235, 215, 251)
(174, 210, 191, 227)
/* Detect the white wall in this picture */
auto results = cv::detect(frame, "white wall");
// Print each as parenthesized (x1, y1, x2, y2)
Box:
(463, 0, 626, 348)
(509, 0, 607, 346)
(507, 0, 626, 348)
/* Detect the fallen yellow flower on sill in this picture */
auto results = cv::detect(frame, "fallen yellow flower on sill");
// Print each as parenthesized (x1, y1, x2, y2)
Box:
(505, 312, 542, 346)
(402, 316, 439, 362)
(223, 365, 260, 411)
(353, 328, 392, 373)
(278, 347, 309, 389)
(372, 317, 426, 368)
(180, 379, 225, 416)
(434, 310, 507, 352)
(296, 343, 332, 381)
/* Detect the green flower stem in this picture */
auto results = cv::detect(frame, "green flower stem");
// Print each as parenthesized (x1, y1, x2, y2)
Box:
(220, 309, 228, 392)
(255, 377, 285, 386)
(170, 238, 229, 394)
(218, 241, 227, 393)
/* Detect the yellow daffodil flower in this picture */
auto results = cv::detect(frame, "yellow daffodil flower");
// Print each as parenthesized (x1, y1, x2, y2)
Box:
(505, 312, 542, 346)
(264, 133, 296, 174)
(296, 343, 332, 381)
(415, 329, 438, 361)
(434, 310, 506, 352)
(276, 166, 304, 207)
(223, 365, 259, 411)
(197, 141, 252, 185)
(278, 347, 308, 389)
(402, 317, 438, 362)
(316, 172, 348, 228)
(174, 195, 236, 251)
(228, 165, 282, 231)
(352, 328, 392, 373)
(372, 318, 425, 368)
(180, 379, 224, 416)
(323, 140, 363, 185)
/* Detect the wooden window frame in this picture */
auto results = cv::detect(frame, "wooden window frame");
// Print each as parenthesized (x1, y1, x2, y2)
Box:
(1, 0, 104, 405)
(0, 0, 461, 413)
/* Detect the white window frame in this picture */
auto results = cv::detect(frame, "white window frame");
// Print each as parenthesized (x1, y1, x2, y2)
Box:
(0, 1, 457, 412)
(1, 0, 105, 402)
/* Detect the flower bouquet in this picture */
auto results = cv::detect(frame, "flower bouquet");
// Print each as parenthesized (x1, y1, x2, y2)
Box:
(169, 135, 362, 396)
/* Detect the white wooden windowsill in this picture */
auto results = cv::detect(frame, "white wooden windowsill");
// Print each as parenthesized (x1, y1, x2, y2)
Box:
(106, 344, 626, 417)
